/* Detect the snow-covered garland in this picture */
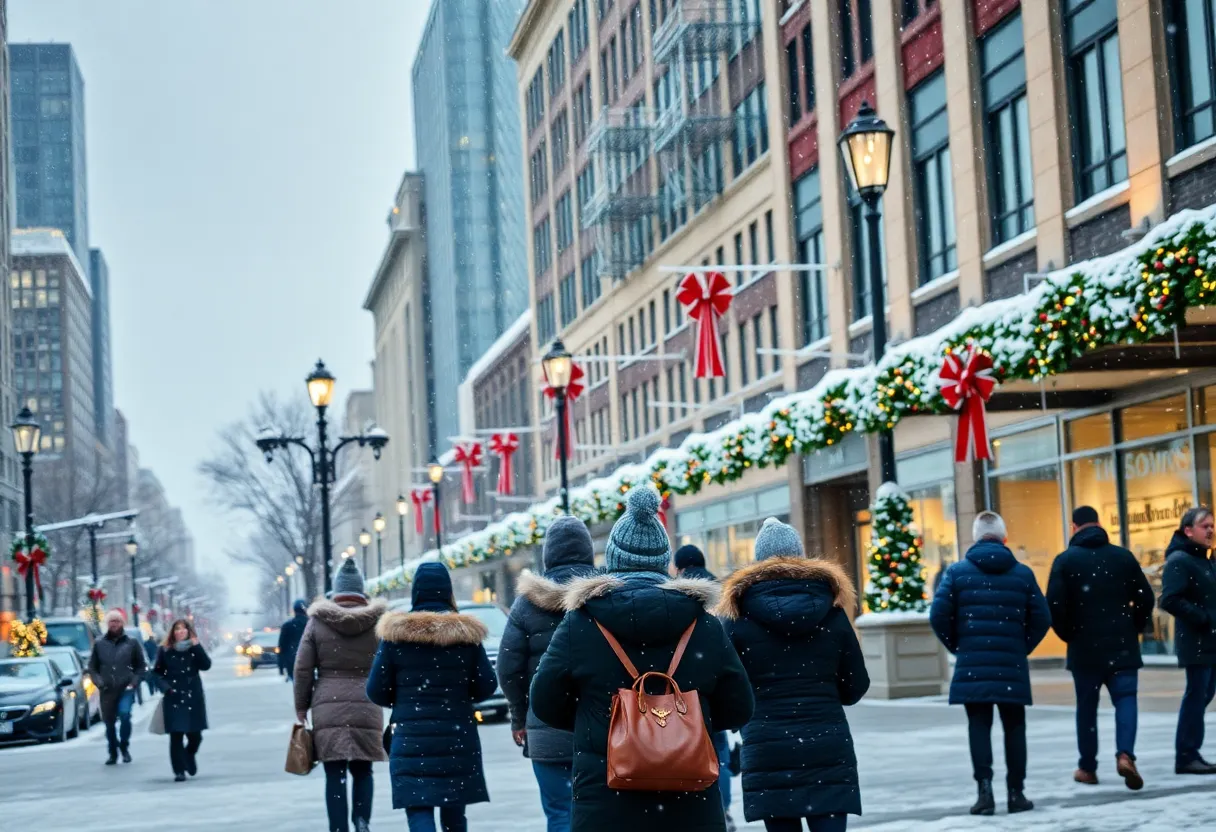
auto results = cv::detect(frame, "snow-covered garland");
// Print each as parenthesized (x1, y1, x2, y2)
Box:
(368, 206, 1216, 596)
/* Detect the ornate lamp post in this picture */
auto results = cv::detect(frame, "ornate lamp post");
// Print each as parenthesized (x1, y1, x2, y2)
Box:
(542, 339, 574, 513)
(276, 575, 287, 617)
(10, 407, 40, 622)
(126, 536, 140, 628)
(839, 101, 897, 483)
(395, 495, 408, 571)
(255, 360, 389, 594)
(428, 459, 445, 549)
(358, 528, 372, 577)
(373, 512, 386, 578)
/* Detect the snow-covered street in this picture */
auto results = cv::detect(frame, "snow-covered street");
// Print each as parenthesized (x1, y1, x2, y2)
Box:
(1, 655, 1215, 830)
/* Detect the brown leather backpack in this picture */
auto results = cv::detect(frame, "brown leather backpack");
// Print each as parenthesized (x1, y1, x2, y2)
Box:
(595, 619, 720, 792)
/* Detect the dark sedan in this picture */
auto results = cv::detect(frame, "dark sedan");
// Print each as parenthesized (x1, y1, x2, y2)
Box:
(246, 631, 281, 670)
(0, 658, 79, 744)
(41, 646, 99, 730)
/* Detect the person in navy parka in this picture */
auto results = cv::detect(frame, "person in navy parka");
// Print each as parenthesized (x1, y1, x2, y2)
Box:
(931, 510, 1051, 818)
(366, 561, 497, 832)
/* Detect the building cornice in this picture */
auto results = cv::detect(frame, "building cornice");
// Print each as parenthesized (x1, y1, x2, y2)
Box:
(507, 0, 553, 60)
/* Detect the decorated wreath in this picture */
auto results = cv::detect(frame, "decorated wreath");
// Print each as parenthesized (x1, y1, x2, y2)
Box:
(9, 618, 47, 658)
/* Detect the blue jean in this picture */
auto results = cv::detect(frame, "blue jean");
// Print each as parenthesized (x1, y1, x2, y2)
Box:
(406, 805, 466, 832)
(1073, 668, 1138, 772)
(712, 731, 732, 811)
(532, 761, 572, 832)
(1178, 665, 1216, 764)
(763, 815, 847, 832)
(105, 689, 134, 754)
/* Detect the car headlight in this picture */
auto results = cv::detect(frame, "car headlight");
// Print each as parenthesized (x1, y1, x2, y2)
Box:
(83, 678, 96, 695)
(249, 645, 263, 655)
(31, 700, 57, 716)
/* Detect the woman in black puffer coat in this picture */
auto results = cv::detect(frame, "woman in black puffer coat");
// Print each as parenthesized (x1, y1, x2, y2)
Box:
(717, 519, 869, 832)
(366, 562, 497, 832)
(153, 617, 212, 782)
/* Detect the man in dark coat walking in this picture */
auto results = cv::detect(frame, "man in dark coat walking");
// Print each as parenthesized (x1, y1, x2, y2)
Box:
(931, 511, 1050, 816)
(88, 609, 147, 765)
(1047, 505, 1153, 789)
(1160, 506, 1216, 774)
(531, 487, 755, 832)
(277, 599, 308, 682)
(497, 515, 596, 832)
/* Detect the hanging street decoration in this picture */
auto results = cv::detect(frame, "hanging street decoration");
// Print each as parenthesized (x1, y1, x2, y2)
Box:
(864, 483, 927, 612)
(8, 618, 47, 658)
(409, 488, 432, 535)
(87, 587, 107, 603)
(676, 270, 733, 378)
(938, 346, 997, 463)
(11, 532, 50, 599)
(543, 362, 585, 459)
(489, 432, 520, 497)
(453, 442, 483, 504)
(365, 206, 1216, 596)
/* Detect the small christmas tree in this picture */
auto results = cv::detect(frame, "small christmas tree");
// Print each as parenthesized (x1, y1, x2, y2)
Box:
(864, 483, 927, 613)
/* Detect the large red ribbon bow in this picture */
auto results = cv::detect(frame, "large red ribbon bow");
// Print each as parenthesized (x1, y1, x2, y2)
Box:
(410, 488, 432, 535)
(87, 587, 107, 603)
(14, 545, 46, 581)
(489, 433, 520, 496)
(453, 442, 483, 505)
(543, 362, 585, 460)
(676, 271, 733, 378)
(939, 347, 998, 462)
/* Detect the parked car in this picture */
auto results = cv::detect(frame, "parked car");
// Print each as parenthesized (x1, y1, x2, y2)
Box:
(246, 630, 281, 670)
(386, 598, 511, 722)
(0, 657, 80, 744)
(41, 646, 98, 730)
(41, 617, 96, 666)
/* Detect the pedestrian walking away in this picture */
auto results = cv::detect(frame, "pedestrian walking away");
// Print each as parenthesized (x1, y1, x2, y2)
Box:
(530, 486, 755, 832)
(930, 511, 1051, 816)
(1160, 506, 1216, 775)
(496, 515, 596, 832)
(366, 560, 497, 832)
(142, 629, 160, 697)
(153, 618, 212, 782)
(278, 598, 309, 682)
(88, 608, 147, 765)
(294, 558, 387, 832)
(1047, 505, 1154, 789)
(717, 518, 869, 832)
(675, 543, 737, 830)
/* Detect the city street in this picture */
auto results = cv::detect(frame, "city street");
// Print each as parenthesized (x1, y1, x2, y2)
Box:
(0, 653, 1214, 830)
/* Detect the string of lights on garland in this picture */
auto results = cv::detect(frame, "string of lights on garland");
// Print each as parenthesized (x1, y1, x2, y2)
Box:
(367, 206, 1216, 597)
(865, 484, 926, 612)
(8, 618, 47, 657)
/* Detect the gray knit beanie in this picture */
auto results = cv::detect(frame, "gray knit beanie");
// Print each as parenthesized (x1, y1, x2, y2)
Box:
(754, 517, 804, 561)
(605, 487, 671, 574)
(332, 557, 366, 597)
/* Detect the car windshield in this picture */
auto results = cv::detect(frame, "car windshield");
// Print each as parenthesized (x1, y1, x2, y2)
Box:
(42, 649, 80, 674)
(0, 660, 51, 689)
(44, 622, 92, 652)
(460, 605, 508, 638)
(252, 633, 278, 647)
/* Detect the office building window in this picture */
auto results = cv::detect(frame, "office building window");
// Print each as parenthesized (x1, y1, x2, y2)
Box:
(529, 143, 549, 205)
(801, 25, 815, 114)
(642, 382, 651, 434)
(753, 312, 765, 377)
(721, 333, 731, 393)
(552, 110, 570, 175)
(850, 192, 885, 321)
(678, 363, 688, 417)
(533, 218, 553, 275)
(571, 0, 590, 61)
(620, 395, 630, 441)
(839, 0, 873, 79)
(560, 272, 578, 326)
(768, 306, 780, 364)
(729, 0, 762, 55)
(576, 165, 596, 214)
(739, 323, 750, 386)
(901, 0, 936, 27)
(910, 71, 956, 283)
(1170, 0, 1216, 147)
(764, 210, 775, 262)
(649, 300, 657, 344)
(573, 81, 593, 146)
(538, 294, 556, 344)
(632, 389, 640, 440)
(786, 40, 802, 123)
(1065, 0, 1127, 199)
(731, 83, 769, 177)
(794, 168, 828, 344)
(556, 192, 575, 252)
(982, 11, 1034, 244)
(581, 253, 601, 307)
(663, 289, 672, 334)
(527, 70, 546, 133)
(548, 32, 567, 96)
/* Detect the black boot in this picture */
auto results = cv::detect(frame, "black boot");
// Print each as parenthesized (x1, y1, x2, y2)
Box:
(186, 752, 197, 776)
(1176, 756, 1216, 775)
(1008, 787, 1034, 813)
(104, 751, 118, 766)
(354, 820, 371, 832)
(120, 747, 132, 764)
(970, 779, 995, 816)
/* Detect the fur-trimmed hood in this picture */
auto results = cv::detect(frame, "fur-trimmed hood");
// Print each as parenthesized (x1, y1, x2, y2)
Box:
(561, 573, 721, 647)
(515, 562, 597, 613)
(375, 610, 489, 647)
(715, 557, 856, 623)
(563, 573, 721, 612)
(307, 597, 386, 636)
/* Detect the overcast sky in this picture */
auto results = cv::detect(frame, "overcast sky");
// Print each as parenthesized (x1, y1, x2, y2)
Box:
(10, 0, 428, 612)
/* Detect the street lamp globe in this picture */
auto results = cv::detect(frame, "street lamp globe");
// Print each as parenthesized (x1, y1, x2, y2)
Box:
(276, 575, 285, 584)
(295, 555, 304, 565)
(373, 513, 387, 534)
(345, 545, 356, 558)
(542, 338, 574, 390)
(305, 360, 336, 409)
(285, 564, 294, 576)
(428, 459, 445, 485)
(10, 407, 40, 455)
(396, 494, 408, 516)
(839, 101, 895, 198)
(125, 536, 139, 558)
(359, 528, 372, 548)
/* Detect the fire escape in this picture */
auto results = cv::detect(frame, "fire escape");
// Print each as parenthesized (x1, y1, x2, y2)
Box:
(583, 106, 658, 279)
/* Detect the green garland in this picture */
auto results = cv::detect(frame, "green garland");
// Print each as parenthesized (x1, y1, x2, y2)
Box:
(865, 485, 926, 612)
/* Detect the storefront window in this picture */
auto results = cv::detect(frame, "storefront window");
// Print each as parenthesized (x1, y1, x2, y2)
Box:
(676, 486, 789, 576)
(1121, 394, 1189, 442)
(1196, 385, 1216, 425)
(992, 424, 1057, 469)
(1066, 413, 1112, 453)
(908, 481, 957, 595)
(1066, 453, 1120, 538)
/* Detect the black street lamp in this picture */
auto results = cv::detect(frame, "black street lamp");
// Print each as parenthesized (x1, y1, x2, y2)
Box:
(276, 575, 287, 617)
(542, 338, 574, 514)
(395, 495, 408, 572)
(428, 459, 445, 550)
(839, 101, 897, 484)
(256, 360, 389, 594)
(86, 523, 104, 621)
(373, 513, 386, 578)
(359, 528, 372, 577)
(126, 536, 139, 628)
(10, 407, 39, 622)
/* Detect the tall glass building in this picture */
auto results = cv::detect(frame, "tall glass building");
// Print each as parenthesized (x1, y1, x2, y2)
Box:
(89, 248, 113, 449)
(8, 44, 90, 272)
(412, 0, 527, 452)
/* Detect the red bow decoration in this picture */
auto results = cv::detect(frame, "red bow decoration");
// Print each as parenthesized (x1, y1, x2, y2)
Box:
(87, 587, 107, 603)
(14, 545, 46, 580)
(452, 443, 483, 505)
(410, 488, 432, 535)
(676, 271, 732, 378)
(939, 347, 998, 463)
(489, 433, 520, 496)
(543, 362, 585, 460)
(657, 494, 671, 528)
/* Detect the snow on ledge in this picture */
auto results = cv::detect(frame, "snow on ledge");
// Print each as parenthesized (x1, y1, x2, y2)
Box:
(855, 610, 932, 627)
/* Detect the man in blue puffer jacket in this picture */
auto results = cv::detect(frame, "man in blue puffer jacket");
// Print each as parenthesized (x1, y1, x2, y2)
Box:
(931, 510, 1051, 818)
